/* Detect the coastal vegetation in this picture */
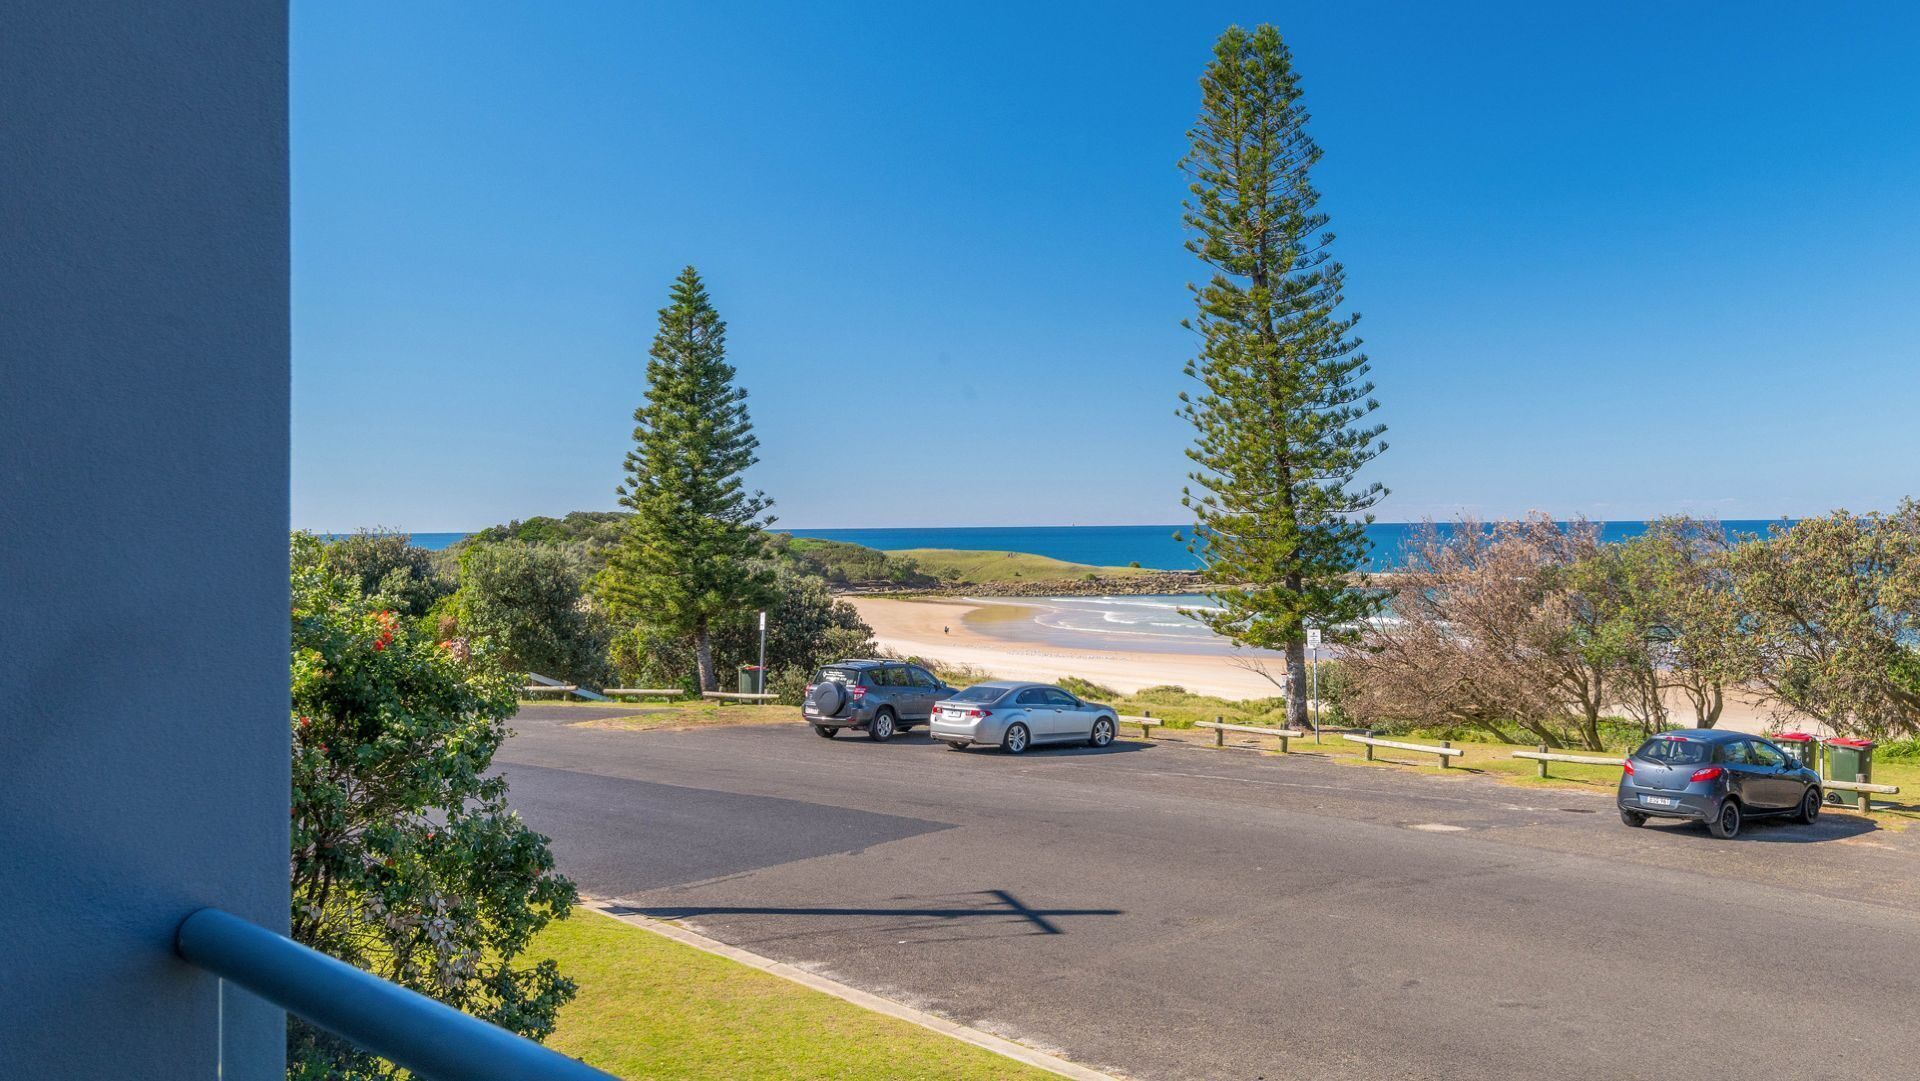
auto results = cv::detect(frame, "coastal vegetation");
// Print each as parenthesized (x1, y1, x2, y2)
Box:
(451, 541, 612, 686)
(884, 547, 1156, 586)
(320, 528, 455, 618)
(289, 534, 578, 1079)
(1342, 507, 1920, 747)
(1176, 24, 1388, 730)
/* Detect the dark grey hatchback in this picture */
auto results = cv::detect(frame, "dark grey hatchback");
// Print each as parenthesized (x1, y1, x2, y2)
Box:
(1618, 729, 1823, 838)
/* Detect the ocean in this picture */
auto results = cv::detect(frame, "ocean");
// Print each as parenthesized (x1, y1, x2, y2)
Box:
(401, 533, 475, 551)
(783, 521, 1789, 572)
(406, 521, 1789, 568)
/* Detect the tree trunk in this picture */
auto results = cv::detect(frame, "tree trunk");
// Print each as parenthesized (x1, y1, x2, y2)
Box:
(1286, 639, 1309, 729)
(693, 620, 716, 691)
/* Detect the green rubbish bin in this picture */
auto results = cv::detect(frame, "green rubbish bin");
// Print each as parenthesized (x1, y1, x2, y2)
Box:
(738, 665, 764, 695)
(1822, 737, 1875, 806)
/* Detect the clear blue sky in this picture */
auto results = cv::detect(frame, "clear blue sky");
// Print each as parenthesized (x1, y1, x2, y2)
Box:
(292, 1, 1920, 531)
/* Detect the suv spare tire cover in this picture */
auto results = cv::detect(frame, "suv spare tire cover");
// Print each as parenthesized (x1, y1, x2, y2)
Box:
(807, 681, 846, 715)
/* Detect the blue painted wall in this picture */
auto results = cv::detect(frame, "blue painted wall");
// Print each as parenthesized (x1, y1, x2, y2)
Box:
(0, 2, 289, 1077)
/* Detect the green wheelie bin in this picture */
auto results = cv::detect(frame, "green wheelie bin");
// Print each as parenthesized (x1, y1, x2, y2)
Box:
(1822, 737, 1875, 808)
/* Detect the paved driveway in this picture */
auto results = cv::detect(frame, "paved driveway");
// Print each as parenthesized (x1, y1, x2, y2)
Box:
(499, 707, 1920, 1081)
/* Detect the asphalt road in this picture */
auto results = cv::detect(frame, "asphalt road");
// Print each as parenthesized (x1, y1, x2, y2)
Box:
(498, 707, 1920, 1081)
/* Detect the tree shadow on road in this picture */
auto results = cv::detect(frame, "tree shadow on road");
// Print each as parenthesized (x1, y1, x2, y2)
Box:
(609, 889, 1122, 936)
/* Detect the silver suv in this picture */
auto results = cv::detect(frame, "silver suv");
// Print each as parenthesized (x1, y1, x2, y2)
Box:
(802, 659, 953, 742)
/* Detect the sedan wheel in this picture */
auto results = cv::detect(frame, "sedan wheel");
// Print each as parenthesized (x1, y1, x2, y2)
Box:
(867, 710, 896, 742)
(812, 724, 837, 739)
(1620, 809, 1647, 828)
(1707, 800, 1743, 839)
(1002, 722, 1030, 755)
(1797, 788, 1822, 825)
(1088, 717, 1115, 748)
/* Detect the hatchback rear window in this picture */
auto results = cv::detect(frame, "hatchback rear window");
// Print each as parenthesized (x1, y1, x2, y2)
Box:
(1633, 737, 1712, 765)
(816, 668, 860, 685)
(949, 685, 1006, 703)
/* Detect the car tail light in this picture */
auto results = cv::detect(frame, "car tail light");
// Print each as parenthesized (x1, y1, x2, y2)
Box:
(804, 684, 814, 694)
(1690, 766, 1724, 783)
(1622, 759, 1634, 775)
(850, 686, 866, 699)
(964, 707, 992, 719)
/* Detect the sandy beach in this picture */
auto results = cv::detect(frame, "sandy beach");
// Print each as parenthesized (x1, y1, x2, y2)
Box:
(849, 595, 1796, 734)
(850, 595, 1300, 699)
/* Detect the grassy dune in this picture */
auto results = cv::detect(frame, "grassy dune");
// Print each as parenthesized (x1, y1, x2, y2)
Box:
(894, 547, 1156, 584)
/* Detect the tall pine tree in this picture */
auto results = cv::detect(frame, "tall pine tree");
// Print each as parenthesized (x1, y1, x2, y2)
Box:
(603, 267, 774, 690)
(1177, 25, 1387, 728)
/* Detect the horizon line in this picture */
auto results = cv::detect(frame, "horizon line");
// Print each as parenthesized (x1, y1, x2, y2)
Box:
(307, 515, 1805, 536)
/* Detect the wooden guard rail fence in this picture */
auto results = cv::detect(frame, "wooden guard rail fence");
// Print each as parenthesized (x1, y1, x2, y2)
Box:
(701, 691, 779, 704)
(1195, 720, 1312, 752)
(1511, 748, 1626, 778)
(1342, 733, 1464, 767)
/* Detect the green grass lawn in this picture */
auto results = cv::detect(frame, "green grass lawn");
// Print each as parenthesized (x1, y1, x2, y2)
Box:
(532, 910, 1061, 1080)
(894, 547, 1156, 584)
(545, 696, 795, 731)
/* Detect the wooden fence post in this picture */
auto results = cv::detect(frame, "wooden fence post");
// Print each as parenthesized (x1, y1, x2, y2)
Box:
(1440, 740, 1452, 768)
(1215, 715, 1225, 748)
(1141, 710, 1152, 740)
(1858, 773, 1871, 813)
(1538, 742, 1550, 779)
(1277, 731, 1290, 754)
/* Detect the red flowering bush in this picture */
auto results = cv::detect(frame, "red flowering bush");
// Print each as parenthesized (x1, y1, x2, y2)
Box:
(288, 533, 577, 1080)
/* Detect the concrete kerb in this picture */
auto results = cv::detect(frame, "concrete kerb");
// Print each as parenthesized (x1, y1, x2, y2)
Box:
(578, 899, 1129, 1081)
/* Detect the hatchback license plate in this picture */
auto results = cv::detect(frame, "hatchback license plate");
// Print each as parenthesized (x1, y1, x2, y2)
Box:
(1642, 795, 1676, 807)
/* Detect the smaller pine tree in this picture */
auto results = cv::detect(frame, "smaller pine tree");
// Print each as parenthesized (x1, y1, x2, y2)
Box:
(602, 267, 774, 690)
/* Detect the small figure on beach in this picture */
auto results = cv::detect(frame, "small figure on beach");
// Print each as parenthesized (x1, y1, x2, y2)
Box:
(943, 626, 949, 635)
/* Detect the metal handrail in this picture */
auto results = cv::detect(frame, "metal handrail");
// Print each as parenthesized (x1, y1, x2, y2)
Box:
(175, 908, 616, 1081)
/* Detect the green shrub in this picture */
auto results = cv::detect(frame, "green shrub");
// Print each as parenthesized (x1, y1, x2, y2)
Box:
(289, 534, 576, 1079)
(452, 542, 611, 685)
(1879, 738, 1920, 761)
(604, 562, 876, 692)
(322, 529, 453, 618)
(1058, 676, 1122, 700)
(881, 650, 994, 688)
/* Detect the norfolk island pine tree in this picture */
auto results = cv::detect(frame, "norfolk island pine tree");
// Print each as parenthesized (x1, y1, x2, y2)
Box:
(601, 267, 775, 691)
(1176, 25, 1388, 730)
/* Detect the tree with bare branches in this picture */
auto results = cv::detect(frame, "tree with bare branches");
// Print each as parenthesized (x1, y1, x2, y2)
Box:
(1344, 516, 1612, 749)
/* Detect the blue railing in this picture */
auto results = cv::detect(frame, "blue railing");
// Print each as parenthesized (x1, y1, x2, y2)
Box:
(174, 908, 616, 1081)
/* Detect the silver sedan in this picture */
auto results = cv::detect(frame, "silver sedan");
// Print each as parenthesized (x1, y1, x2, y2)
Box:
(928, 681, 1119, 754)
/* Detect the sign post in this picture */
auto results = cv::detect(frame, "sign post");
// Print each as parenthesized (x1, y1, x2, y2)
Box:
(757, 611, 767, 694)
(1305, 627, 1322, 737)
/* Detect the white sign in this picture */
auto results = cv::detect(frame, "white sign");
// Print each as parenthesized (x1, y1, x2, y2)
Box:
(1306, 628, 1322, 650)
(758, 610, 767, 631)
